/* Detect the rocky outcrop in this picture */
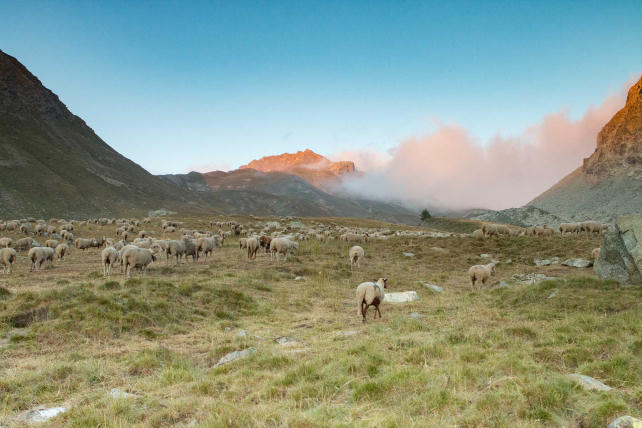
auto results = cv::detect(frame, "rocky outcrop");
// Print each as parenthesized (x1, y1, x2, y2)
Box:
(595, 215, 642, 285)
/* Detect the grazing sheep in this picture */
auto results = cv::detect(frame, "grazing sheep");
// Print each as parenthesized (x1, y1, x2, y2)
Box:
(14, 237, 35, 251)
(45, 239, 59, 248)
(28, 247, 55, 271)
(239, 238, 248, 249)
(468, 263, 496, 289)
(356, 278, 387, 322)
(270, 237, 299, 261)
(247, 237, 260, 259)
(55, 243, 69, 260)
(259, 235, 272, 253)
(534, 226, 554, 237)
(61, 231, 74, 242)
(35, 223, 47, 236)
(0, 237, 13, 248)
(482, 224, 500, 237)
(101, 247, 118, 277)
(196, 237, 215, 260)
(20, 223, 32, 235)
(592, 247, 601, 267)
(75, 238, 96, 251)
(0, 248, 17, 274)
(559, 222, 579, 235)
(349, 245, 365, 270)
(122, 247, 156, 278)
(183, 238, 198, 263)
(166, 240, 186, 264)
(471, 229, 484, 239)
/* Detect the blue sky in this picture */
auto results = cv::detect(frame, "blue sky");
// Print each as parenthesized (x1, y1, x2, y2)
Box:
(1, 0, 640, 174)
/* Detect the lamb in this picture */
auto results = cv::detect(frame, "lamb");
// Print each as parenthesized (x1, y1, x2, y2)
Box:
(28, 247, 55, 271)
(270, 237, 299, 261)
(247, 237, 260, 259)
(471, 229, 484, 239)
(122, 247, 156, 278)
(55, 243, 69, 260)
(468, 262, 496, 289)
(101, 247, 118, 277)
(356, 278, 387, 322)
(61, 231, 74, 242)
(0, 248, 17, 274)
(0, 237, 13, 248)
(45, 239, 59, 248)
(349, 245, 365, 270)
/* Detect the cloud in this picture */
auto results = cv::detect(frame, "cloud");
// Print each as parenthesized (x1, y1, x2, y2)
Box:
(185, 162, 231, 173)
(335, 88, 628, 212)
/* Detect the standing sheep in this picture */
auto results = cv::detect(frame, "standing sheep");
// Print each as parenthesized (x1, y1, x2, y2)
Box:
(247, 237, 260, 259)
(0, 237, 13, 248)
(468, 263, 496, 289)
(471, 229, 484, 240)
(101, 247, 119, 277)
(28, 247, 55, 271)
(166, 240, 186, 264)
(45, 239, 59, 249)
(270, 237, 299, 261)
(55, 243, 69, 261)
(356, 278, 387, 322)
(0, 248, 17, 274)
(592, 247, 601, 268)
(349, 245, 365, 270)
(122, 247, 156, 278)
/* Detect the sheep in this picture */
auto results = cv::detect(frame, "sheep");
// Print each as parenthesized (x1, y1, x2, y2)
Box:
(0, 248, 17, 274)
(75, 238, 96, 251)
(259, 235, 272, 253)
(356, 278, 387, 322)
(247, 237, 260, 259)
(592, 247, 601, 267)
(138, 230, 149, 239)
(270, 237, 299, 261)
(19, 223, 32, 235)
(117, 244, 138, 272)
(196, 237, 216, 260)
(166, 240, 186, 264)
(101, 247, 118, 277)
(14, 237, 35, 252)
(471, 229, 484, 239)
(28, 247, 55, 271)
(91, 236, 106, 248)
(0, 237, 13, 248)
(349, 245, 365, 270)
(534, 226, 554, 237)
(61, 230, 74, 242)
(482, 224, 500, 237)
(468, 262, 496, 289)
(239, 238, 248, 249)
(122, 247, 156, 278)
(35, 223, 47, 236)
(55, 243, 69, 260)
(45, 239, 59, 248)
(183, 238, 198, 262)
(559, 222, 579, 235)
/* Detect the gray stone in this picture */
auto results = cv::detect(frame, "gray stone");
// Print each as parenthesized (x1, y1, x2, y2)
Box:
(562, 258, 593, 268)
(568, 374, 612, 392)
(512, 273, 559, 285)
(422, 283, 443, 293)
(215, 348, 257, 366)
(275, 337, 303, 347)
(596, 215, 642, 284)
(547, 290, 558, 299)
(236, 329, 248, 337)
(383, 291, 419, 303)
(409, 312, 425, 319)
(337, 330, 357, 337)
(429, 247, 448, 253)
(495, 281, 511, 289)
(534, 259, 551, 266)
(110, 388, 138, 399)
(403, 252, 415, 257)
(294, 276, 304, 281)
(607, 415, 642, 428)
(480, 254, 492, 258)
(21, 407, 66, 423)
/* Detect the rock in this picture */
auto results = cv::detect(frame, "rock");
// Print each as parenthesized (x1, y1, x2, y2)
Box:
(215, 348, 257, 366)
(568, 374, 612, 392)
(110, 388, 137, 399)
(21, 407, 66, 423)
(275, 337, 303, 347)
(409, 312, 425, 319)
(337, 330, 357, 337)
(551, 257, 560, 264)
(403, 252, 415, 257)
(504, 259, 512, 264)
(422, 283, 443, 293)
(534, 259, 551, 266)
(224, 327, 232, 332)
(294, 276, 304, 281)
(383, 291, 420, 303)
(511, 273, 559, 285)
(236, 329, 248, 337)
(562, 258, 593, 268)
(495, 281, 511, 289)
(596, 215, 642, 285)
(547, 290, 558, 299)
(429, 247, 448, 253)
(480, 254, 491, 258)
(607, 415, 642, 428)
(288, 221, 306, 229)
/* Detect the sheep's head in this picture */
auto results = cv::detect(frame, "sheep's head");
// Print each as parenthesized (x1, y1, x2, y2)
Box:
(376, 278, 388, 289)
(488, 263, 496, 275)
(151, 254, 157, 262)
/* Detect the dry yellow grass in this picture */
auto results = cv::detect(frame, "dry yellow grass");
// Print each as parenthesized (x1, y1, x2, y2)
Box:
(0, 217, 640, 427)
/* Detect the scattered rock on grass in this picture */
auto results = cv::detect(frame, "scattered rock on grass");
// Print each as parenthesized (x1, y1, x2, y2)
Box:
(21, 407, 66, 423)
(403, 252, 415, 257)
(568, 374, 612, 392)
(294, 276, 304, 281)
(409, 312, 425, 319)
(236, 329, 248, 338)
(511, 273, 559, 285)
(562, 258, 593, 268)
(384, 291, 419, 303)
(275, 337, 303, 347)
(215, 348, 257, 366)
(422, 284, 443, 293)
(607, 415, 642, 428)
(337, 330, 357, 337)
(110, 388, 138, 399)
(534, 259, 551, 266)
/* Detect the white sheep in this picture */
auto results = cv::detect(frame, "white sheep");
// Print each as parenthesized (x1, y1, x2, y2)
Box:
(0, 237, 13, 248)
(166, 240, 186, 264)
(28, 247, 55, 271)
(101, 247, 118, 277)
(122, 247, 156, 278)
(0, 248, 17, 274)
(356, 278, 388, 322)
(247, 237, 260, 259)
(349, 246, 365, 270)
(468, 262, 496, 289)
(55, 243, 69, 261)
(471, 229, 484, 239)
(270, 237, 299, 261)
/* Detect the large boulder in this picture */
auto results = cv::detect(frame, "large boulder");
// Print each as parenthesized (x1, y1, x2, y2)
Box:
(596, 215, 642, 285)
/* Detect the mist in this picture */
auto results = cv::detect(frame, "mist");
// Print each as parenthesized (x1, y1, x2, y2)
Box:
(332, 90, 627, 213)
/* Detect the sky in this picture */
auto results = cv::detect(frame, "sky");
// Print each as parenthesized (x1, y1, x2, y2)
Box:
(1, 0, 641, 208)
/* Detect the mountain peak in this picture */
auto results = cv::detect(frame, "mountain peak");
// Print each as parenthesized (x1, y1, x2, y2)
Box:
(583, 75, 642, 176)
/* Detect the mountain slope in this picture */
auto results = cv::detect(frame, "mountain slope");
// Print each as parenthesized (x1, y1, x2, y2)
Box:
(529, 76, 642, 222)
(0, 49, 198, 218)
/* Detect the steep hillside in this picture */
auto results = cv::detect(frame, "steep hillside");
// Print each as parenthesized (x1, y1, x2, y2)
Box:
(0, 49, 198, 218)
(529, 76, 642, 222)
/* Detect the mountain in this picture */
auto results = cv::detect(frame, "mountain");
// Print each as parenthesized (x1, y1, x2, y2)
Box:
(0, 49, 202, 219)
(529, 76, 642, 222)
(239, 149, 356, 191)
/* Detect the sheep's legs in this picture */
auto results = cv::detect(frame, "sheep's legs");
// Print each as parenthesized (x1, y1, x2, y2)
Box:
(375, 305, 382, 319)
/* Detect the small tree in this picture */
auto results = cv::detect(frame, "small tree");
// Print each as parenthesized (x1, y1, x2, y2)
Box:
(420, 209, 431, 222)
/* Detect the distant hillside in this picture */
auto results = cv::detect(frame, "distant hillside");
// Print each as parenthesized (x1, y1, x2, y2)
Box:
(239, 149, 357, 191)
(529, 75, 642, 222)
(0, 49, 201, 218)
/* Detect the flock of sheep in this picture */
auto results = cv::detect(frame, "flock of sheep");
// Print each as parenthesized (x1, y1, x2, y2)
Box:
(0, 216, 608, 322)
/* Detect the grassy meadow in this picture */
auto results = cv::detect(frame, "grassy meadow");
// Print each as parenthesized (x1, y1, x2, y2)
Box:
(0, 216, 640, 427)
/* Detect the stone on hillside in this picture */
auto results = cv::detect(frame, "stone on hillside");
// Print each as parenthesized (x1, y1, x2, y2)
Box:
(568, 374, 612, 392)
(21, 407, 66, 423)
(294, 276, 304, 281)
(384, 291, 419, 303)
(534, 259, 551, 266)
(236, 329, 248, 337)
(596, 215, 642, 285)
(562, 258, 593, 268)
(215, 348, 256, 366)
(403, 252, 415, 257)
(511, 273, 559, 285)
(409, 312, 425, 319)
(337, 330, 357, 337)
(496, 281, 511, 289)
(422, 283, 443, 293)
(275, 337, 303, 347)
(480, 254, 491, 258)
(110, 388, 138, 399)
(607, 415, 642, 428)
(429, 247, 448, 253)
